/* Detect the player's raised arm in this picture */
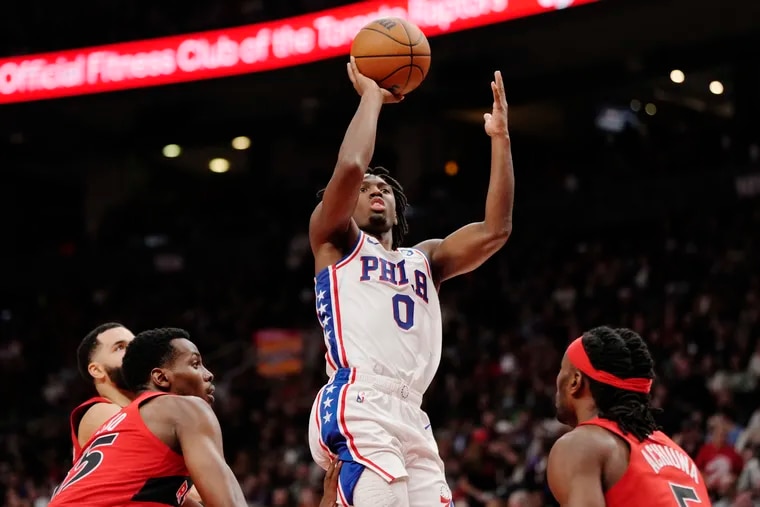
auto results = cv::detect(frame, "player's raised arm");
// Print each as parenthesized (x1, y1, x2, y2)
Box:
(547, 429, 606, 507)
(309, 58, 403, 251)
(172, 396, 247, 507)
(416, 70, 514, 284)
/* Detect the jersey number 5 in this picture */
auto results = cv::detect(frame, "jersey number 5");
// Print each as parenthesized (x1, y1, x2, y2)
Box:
(392, 294, 415, 330)
(670, 483, 701, 507)
(54, 433, 119, 497)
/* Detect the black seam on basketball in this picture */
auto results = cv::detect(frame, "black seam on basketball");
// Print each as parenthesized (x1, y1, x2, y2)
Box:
(375, 65, 413, 84)
(353, 54, 431, 58)
(361, 27, 413, 46)
(410, 31, 425, 46)
(398, 21, 413, 93)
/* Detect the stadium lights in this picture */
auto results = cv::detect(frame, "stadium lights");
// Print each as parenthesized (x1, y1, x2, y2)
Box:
(162, 144, 181, 158)
(209, 158, 230, 173)
(231, 136, 251, 150)
(709, 81, 724, 95)
(670, 70, 685, 84)
(630, 100, 641, 112)
(645, 103, 657, 116)
(444, 160, 459, 176)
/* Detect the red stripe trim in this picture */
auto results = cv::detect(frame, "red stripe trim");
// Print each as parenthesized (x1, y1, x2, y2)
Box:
(337, 369, 395, 482)
(337, 478, 350, 506)
(314, 390, 333, 456)
(335, 232, 365, 270)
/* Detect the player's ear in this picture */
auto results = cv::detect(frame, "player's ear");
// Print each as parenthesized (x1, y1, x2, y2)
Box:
(393, 215, 398, 226)
(150, 367, 171, 389)
(569, 370, 583, 396)
(88, 362, 106, 381)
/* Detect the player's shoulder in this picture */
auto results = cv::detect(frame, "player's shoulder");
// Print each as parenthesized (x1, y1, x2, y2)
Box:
(410, 238, 441, 258)
(77, 401, 122, 445)
(551, 426, 616, 462)
(80, 401, 121, 422)
(146, 394, 214, 420)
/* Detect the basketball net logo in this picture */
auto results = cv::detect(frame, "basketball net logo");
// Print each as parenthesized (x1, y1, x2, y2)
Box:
(537, 0, 576, 9)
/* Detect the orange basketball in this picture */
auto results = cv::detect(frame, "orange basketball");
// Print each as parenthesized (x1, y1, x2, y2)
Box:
(349, 18, 431, 96)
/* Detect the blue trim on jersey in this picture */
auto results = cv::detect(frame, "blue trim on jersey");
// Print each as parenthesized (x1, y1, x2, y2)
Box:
(315, 269, 342, 368)
(318, 372, 364, 506)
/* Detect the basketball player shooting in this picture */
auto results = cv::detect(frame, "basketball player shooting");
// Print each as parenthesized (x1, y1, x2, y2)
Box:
(548, 327, 711, 507)
(307, 58, 514, 506)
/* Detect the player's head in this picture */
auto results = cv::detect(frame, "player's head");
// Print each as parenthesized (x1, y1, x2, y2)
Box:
(77, 322, 134, 390)
(555, 326, 659, 441)
(317, 166, 409, 249)
(121, 327, 215, 404)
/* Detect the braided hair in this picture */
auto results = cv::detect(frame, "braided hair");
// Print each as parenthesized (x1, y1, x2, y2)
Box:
(316, 166, 409, 250)
(582, 326, 661, 441)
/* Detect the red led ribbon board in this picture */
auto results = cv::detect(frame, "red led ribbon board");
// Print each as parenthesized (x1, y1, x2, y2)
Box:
(0, 0, 597, 104)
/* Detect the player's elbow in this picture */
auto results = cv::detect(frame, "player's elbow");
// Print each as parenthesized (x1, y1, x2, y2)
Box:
(335, 157, 366, 178)
(483, 223, 512, 249)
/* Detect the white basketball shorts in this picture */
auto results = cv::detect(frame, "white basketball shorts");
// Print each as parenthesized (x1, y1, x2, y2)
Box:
(308, 368, 453, 506)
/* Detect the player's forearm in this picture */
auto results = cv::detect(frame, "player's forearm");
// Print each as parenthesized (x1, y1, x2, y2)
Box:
(483, 134, 514, 239)
(335, 92, 384, 175)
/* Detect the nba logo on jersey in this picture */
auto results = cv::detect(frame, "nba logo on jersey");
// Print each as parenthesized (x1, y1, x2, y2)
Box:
(356, 391, 365, 403)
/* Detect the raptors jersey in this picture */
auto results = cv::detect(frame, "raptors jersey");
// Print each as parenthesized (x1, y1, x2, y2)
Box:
(578, 417, 711, 507)
(315, 231, 442, 393)
(69, 396, 112, 461)
(51, 391, 192, 507)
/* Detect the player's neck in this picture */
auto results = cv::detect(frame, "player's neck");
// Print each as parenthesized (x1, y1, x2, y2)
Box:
(368, 231, 394, 250)
(575, 402, 599, 425)
(96, 383, 133, 407)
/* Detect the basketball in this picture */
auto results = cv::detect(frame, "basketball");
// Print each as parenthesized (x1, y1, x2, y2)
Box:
(350, 18, 431, 96)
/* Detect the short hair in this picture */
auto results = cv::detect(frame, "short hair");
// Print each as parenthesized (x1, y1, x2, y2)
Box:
(77, 322, 125, 381)
(121, 327, 190, 392)
(581, 326, 660, 441)
(316, 166, 409, 250)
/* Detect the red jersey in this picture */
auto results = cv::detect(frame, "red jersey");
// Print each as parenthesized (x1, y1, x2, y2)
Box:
(69, 396, 112, 460)
(51, 392, 192, 507)
(579, 417, 711, 507)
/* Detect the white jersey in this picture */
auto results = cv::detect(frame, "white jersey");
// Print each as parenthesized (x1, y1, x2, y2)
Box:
(314, 231, 442, 394)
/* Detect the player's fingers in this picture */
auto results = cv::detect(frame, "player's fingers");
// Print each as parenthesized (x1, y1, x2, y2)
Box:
(495, 71, 508, 104)
(346, 62, 356, 84)
(491, 82, 504, 107)
(484, 113, 492, 122)
(349, 56, 361, 76)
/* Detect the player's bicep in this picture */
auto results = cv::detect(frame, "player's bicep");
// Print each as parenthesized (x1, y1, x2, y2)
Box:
(310, 161, 364, 246)
(174, 398, 246, 507)
(547, 433, 606, 507)
(78, 403, 122, 447)
(417, 221, 507, 283)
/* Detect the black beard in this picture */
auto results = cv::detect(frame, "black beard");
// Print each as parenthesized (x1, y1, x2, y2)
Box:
(364, 214, 392, 234)
(105, 365, 131, 391)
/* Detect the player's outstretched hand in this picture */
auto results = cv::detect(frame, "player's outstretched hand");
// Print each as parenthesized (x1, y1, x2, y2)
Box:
(319, 459, 342, 507)
(484, 70, 509, 137)
(347, 57, 404, 104)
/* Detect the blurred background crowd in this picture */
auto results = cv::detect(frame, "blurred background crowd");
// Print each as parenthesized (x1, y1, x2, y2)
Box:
(2, 0, 760, 506)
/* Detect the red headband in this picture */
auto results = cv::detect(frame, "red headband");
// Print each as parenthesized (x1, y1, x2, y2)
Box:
(566, 337, 653, 394)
